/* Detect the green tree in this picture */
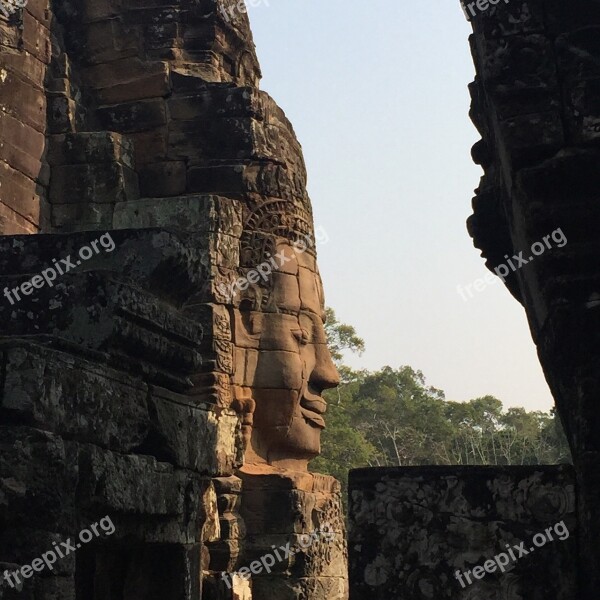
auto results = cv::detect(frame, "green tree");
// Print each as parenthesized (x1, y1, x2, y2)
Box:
(347, 366, 451, 466)
(323, 307, 365, 384)
(313, 309, 573, 499)
(311, 310, 377, 492)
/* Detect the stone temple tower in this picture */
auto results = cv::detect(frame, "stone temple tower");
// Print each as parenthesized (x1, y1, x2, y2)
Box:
(0, 1, 348, 598)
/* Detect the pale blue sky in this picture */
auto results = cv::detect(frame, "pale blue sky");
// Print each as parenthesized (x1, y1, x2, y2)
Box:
(248, 0, 553, 411)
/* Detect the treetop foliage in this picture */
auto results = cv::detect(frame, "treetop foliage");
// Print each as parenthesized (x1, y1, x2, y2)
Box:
(313, 309, 572, 496)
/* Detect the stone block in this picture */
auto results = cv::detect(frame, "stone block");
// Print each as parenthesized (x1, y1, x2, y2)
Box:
(97, 98, 167, 133)
(251, 576, 347, 600)
(51, 202, 115, 231)
(112, 195, 242, 234)
(170, 68, 233, 94)
(0, 427, 78, 532)
(348, 466, 578, 600)
(0, 528, 77, 576)
(80, 0, 123, 24)
(240, 531, 346, 578)
(128, 128, 167, 164)
(0, 161, 40, 224)
(0, 111, 46, 182)
(0, 341, 241, 478)
(187, 162, 305, 201)
(84, 58, 170, 104)
(21, 10, 51, 64)
(49, 162, 139, 205)
(148, 386, 242, 475)
(497, 111, 564, 166)
(186, 163, 248, 195)
(0, 49, 46, 90)
(0, 74, 46, 133)
(77, 444, 188, 516)
(1, 343, 150, 453)
(80, 19, 141, 65)
(47, 96, 77, 134)
(47, 132, 134, 169)
(167, 86, 261, 121)
(24, 0, 51, 29)
(0, 202, 37, 234)
(138, 160, 186, 197)
(0, 229, 210, 295)
(236, 470, 347, 599)
(0, 274, 205, 390)
(167, 117, 256, 161)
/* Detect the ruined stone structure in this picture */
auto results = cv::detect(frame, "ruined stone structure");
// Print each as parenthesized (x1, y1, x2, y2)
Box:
(465, 1, 600, 599)
(0, 1, 348, 598)
(348, 466, 577, 600)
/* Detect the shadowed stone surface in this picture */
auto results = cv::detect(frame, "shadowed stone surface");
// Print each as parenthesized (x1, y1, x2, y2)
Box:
(466, 1, 600, 597)
(348, 466, 578, 600)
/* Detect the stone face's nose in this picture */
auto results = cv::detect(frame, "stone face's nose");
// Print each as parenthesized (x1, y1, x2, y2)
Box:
(310, 344, 341, 395)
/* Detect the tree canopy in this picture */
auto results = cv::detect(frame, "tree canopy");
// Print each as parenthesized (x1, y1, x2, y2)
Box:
(311, 309, 572, 496)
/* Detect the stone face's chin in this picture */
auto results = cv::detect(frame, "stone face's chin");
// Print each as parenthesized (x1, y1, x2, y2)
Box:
(274, 415, 323, 460)
(249, 386, 324, 461)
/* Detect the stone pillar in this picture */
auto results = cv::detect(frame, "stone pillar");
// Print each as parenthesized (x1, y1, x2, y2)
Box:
(238, 470, 347, 600)
(466, 2, 600, 596)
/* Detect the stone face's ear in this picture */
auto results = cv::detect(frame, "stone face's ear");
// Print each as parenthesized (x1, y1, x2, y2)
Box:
(231, 386, 257, 460)
(231, 387, 256, 423)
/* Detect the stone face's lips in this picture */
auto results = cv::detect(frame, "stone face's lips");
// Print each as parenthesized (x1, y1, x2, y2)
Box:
(300, 406, 326, 428)
(301, 396, 326, 413)
(300, 395, 327, 428)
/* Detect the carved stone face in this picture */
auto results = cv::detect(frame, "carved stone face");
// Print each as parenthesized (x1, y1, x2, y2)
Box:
(232, 241, 339, 468)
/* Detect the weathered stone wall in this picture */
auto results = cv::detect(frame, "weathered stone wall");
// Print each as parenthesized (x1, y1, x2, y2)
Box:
(0, 227, 242, 599)
(466, 2, 600, 597)
(0, 0, 264, 234)
(348, 466, 578, 600)
(45, 0, 266, 232)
